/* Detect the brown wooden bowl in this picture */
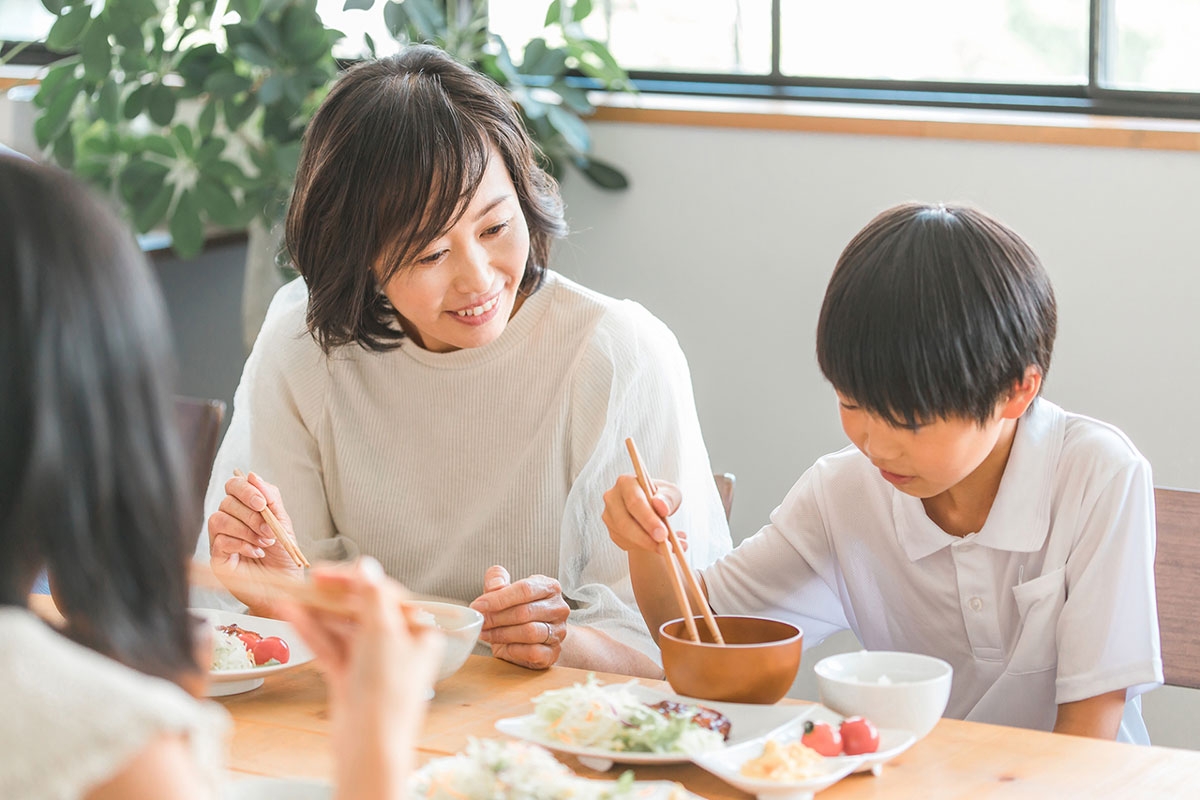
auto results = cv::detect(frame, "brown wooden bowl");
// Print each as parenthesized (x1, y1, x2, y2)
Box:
(658, 615, 803, 704)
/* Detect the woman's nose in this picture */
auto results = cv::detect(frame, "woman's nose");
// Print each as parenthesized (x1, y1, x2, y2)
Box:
(454, 244, 492, 294)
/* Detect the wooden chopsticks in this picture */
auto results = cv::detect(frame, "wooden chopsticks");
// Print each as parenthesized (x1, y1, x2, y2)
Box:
(234, 469, 310, 568)
(624, 438, 725, 645)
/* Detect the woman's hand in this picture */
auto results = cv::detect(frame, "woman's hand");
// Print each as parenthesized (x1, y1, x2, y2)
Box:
(470, 566, 569, 670)
(278, 559, 442, 800)
(602, 476, 686, 553)
(207, 472, 304, 612)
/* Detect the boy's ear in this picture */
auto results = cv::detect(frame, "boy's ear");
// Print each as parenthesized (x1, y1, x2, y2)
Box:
(999, 366, 1042, 420)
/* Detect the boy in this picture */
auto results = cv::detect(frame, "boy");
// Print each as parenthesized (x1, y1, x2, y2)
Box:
(604, 203, 1162, 741)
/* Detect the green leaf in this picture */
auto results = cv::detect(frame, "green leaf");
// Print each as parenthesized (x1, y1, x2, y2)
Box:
(172, 124, 195, 157)
(139, 133, 176, 158)
(97, 79, 121, 123)
(363, 31, 376, 57)
(34, 61, 78, 109)
(575, 155, 628, 190)
(572, 0, 593, 22)
(79, 22, 110, 81)
(223, 95, 256, 128)
(34, 75, 82, 147)
(147, 85, 177, 126)
(124, 83, 151, 119)
(235, 42, 273, 67)
(194, 176, 240, 226)
(229, 0, 263, 23)
(120, 158, 170, 207)
(112, 21, 145, 52)
(134, 181, 174, 233)
(546, 104, 589, 153)
(553, 82, 593, 115)
(342, 0, 374, 9)
(257, 73, 285, 104)
(46, 4, 92, 51)
(169, 189, 205, 257)
(206, 159, 247, 184)
(204, 71, 253, 97)
(197, 102, 217, 138)
(52, 129, 76, 169)
(194, 136, 225, 165)
(40, 0, 67, 13)
(543, 0, 561, 27)
(273, 141, 301, 176)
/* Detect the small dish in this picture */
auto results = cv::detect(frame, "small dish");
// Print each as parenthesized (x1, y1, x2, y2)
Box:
(408, 599, 483, 684)
(691, 706, 916, 799)
(658, 615, 804, 704)
(814, 650, 952, 740)
(195, 608, 314, 697)
(494, 680, 807, 772)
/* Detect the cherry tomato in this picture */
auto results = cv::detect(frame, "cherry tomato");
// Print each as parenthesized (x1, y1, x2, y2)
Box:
(840, 716, 880, 755)
(801, 720, 843, 756)
(251, 636, 290, 666)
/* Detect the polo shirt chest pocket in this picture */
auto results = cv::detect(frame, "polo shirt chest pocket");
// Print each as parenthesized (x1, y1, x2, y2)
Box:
(1005, 566, 1067, 675)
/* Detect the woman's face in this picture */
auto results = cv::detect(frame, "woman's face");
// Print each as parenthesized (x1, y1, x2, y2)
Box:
(379, 150, 531, 353)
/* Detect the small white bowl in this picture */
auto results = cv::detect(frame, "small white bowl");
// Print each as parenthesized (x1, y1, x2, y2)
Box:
(408, 600, 483, 683)
(814, 650, 952, 740)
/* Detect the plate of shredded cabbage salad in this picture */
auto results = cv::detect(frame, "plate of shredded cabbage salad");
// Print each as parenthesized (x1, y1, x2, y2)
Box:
(411, 738, 699, 799)
(494, 675, 808, 771)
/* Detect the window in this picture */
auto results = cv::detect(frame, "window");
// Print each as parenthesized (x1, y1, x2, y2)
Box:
(6, 1, 1199, 117)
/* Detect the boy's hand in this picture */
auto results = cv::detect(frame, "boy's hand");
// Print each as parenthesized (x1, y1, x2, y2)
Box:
(602, 475, 686, 553)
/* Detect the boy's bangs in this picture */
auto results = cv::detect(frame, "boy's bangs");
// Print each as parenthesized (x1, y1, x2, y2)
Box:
(375, 112, 491, 281)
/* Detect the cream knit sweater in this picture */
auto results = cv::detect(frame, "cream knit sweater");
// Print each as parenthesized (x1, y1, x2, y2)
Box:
(195, 271, 732, 660)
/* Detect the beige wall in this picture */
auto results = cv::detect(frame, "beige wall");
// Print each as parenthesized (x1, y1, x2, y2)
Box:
(555, 121, 1200, 749)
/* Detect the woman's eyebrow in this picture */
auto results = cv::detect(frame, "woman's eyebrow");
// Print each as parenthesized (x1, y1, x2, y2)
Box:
(472, 194, 512, 222)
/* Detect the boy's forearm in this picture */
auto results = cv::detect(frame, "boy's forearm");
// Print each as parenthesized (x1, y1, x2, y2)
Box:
(1052, 689, 1126, 739)
(627, 550, 709, 647)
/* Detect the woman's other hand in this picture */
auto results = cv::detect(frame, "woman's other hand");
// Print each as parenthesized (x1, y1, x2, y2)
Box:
(207, 471, 304, 612)
(602, 476, 685, 554)
(279, 559, 442, 800)
(470, 565, 569, 670)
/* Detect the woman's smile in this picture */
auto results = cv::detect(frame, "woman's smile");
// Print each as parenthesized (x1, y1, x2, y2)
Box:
(448, 292, 502, 325)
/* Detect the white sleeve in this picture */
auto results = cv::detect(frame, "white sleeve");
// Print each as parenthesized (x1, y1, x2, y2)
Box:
(1055, 457, 1163, 704)
(558, 303, 733, 663)
(191, 281, 345, 610)
(703, 465, 850, 651)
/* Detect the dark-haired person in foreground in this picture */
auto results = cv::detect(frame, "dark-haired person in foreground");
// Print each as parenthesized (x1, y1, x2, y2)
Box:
(0, 156, 441, 799)
(604, 203, 1162, 741)
(201, 45, 731, 677)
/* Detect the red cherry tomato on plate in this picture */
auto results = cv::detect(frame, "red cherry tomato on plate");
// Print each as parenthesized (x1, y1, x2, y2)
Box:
(801, 720, 843, 756)
(840, 716, 880, 755)
(251, 636, 290, 666)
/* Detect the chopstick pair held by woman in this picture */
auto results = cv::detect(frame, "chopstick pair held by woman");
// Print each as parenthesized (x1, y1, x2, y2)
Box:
(0, 156, 441, 800)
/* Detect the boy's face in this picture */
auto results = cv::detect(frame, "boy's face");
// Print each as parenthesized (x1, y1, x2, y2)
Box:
(836, 372, 1040, 499)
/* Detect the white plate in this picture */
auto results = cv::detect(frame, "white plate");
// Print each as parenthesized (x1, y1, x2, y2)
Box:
(222, 777, 331, 800)
(690, 706, 916, 800)
(494, 681, 809, 772)
(194, 608, 314, 696)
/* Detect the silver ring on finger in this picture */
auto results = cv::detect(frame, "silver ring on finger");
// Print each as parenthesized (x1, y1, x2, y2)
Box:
(541, 621, 555, 645)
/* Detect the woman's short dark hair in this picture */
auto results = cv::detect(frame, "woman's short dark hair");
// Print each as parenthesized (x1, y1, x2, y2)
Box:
(816, 203, 1057, 427)
(286, 45, 568, 352)
(0, 157, 198, 685)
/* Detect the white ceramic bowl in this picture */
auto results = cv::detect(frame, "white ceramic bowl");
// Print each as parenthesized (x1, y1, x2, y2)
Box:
(409, 600, 484, 683)
(814, 650, 953, 740)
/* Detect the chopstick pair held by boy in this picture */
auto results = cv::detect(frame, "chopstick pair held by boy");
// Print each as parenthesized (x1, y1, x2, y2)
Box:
(605, 203, 1161, 743)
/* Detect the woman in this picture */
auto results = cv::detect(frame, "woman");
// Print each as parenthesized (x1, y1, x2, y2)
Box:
(0, 155, 440, 799)
(203, 46, 731, 676)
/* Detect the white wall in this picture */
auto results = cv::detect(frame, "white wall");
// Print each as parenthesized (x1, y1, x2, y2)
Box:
(554, 121, 1200, 749)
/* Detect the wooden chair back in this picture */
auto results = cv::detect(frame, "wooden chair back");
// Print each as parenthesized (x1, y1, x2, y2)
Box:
(175, 396, 225, 527)
(1155, 487, 1200, 689)
(714, 472, 735, 523)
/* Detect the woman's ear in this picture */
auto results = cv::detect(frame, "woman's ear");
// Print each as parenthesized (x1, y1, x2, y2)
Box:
(999, 365, 1042, 420)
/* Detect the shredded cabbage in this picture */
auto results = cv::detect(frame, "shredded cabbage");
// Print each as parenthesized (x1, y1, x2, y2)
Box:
(530, 675, 726, 755)
(410, 738, 642, 799)
(210, 628, 254, 671)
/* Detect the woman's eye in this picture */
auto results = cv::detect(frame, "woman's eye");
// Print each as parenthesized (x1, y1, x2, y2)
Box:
(483, 221, 509, 237)
(417, 250, 445, 265)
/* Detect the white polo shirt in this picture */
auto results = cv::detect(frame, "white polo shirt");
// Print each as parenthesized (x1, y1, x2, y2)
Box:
(704, 399, 1163, 742)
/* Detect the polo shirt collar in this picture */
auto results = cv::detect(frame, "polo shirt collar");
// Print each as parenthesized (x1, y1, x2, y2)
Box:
(894, 398, 1066, 561)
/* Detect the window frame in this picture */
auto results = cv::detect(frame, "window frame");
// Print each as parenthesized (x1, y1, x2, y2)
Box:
(5, 0, 1200, 120)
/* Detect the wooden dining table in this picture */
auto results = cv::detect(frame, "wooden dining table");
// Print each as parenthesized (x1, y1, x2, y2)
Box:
(219, 654, 1200, 797)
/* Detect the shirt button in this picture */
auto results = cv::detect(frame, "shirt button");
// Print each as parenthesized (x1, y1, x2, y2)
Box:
(969, 596, 984, 612)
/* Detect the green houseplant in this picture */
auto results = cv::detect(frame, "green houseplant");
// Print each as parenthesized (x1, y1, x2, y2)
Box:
(32, 0, 633, 344)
